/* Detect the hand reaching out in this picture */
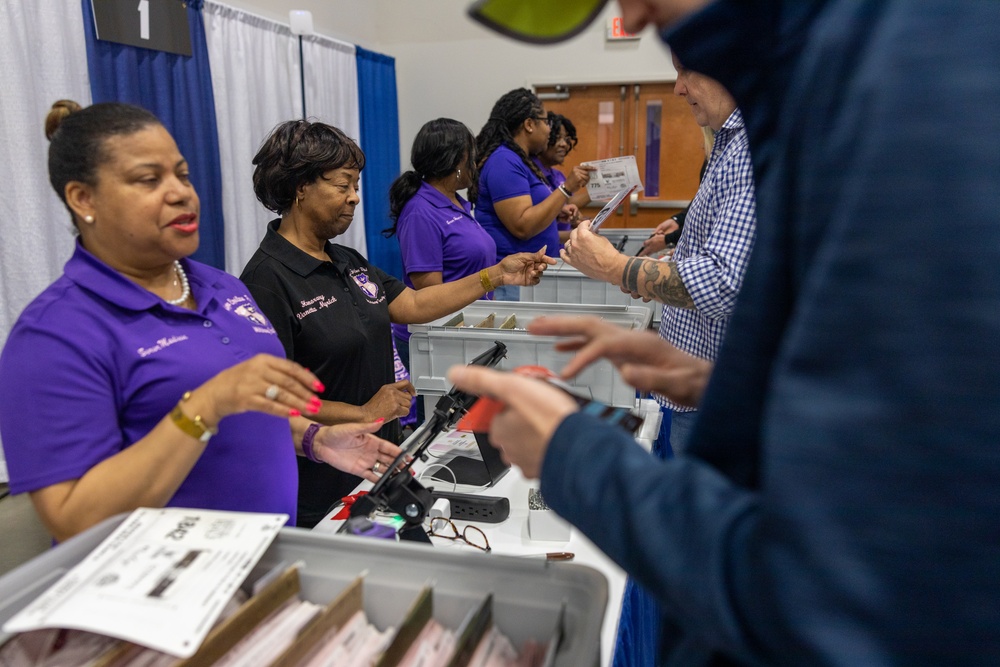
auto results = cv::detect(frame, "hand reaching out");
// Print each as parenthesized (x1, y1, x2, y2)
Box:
(497, 248, 557, 287)
(637, 218, 680, 257)
(557, 204, 581, 224)
(564, 164, 596, 193)
(446, 365, 579, 479)
(363, 379, 416, 422)
(312, 420, 406, 483)
(527, 315, 713, 408)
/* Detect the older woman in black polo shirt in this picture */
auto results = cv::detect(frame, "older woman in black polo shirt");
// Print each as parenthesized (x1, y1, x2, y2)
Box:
(242, 120, 554, 527)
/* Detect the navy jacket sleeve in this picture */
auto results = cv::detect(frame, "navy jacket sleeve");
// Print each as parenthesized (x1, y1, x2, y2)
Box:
(541, 413, 760, 662)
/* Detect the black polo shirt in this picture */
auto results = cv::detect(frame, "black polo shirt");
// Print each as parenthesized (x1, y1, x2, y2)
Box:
(241, 220, 406, 527)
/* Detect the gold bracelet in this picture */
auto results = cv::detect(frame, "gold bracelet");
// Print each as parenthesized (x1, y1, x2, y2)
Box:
(479, 268, 496, 292)
(169, 391, 217, 443)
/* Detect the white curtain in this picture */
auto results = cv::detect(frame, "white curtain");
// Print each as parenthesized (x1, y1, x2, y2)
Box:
(302, 35, 368, 255)
(203, 1, 301, 276)
(0, 0, 92, 482)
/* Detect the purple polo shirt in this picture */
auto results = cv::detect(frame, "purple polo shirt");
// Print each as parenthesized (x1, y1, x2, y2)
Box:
(534, 158, 571, 233)
(0, 242, 298, 523)
(476, 145, 560, 259)
(391, 182, 496, 342)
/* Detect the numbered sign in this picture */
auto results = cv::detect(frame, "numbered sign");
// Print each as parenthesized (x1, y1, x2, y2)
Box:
(92, 0, 192, 56)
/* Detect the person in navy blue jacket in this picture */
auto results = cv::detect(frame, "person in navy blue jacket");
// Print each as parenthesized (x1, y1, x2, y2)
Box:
(459, 0, 1000, 664)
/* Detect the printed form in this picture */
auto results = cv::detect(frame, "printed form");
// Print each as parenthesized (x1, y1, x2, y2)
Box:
(3, 508, 287, 657)
(582, 156, 644, 201)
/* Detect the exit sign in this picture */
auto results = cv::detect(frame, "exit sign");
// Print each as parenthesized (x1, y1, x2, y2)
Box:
(606, 17, 639, 41)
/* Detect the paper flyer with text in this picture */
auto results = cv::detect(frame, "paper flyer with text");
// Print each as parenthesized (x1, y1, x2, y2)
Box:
(3, 508, 287, 657)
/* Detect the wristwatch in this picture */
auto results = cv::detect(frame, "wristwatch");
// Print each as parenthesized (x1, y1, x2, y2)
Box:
(169, 391, 216, 443)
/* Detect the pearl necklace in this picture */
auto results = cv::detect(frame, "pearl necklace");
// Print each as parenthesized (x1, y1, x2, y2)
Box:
(165, 260, 191, 305)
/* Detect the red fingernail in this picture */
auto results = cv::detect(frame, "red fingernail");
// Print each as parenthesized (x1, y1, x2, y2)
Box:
(289, 409, 301, 417)
(309, 396, 321, 407)
(309, 404, 320, 414)
(375, 418, 384, 424)
(313, 380, 325, 392)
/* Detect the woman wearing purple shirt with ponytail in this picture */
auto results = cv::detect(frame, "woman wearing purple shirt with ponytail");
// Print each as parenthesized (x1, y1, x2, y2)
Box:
(386, 119, 496, 371)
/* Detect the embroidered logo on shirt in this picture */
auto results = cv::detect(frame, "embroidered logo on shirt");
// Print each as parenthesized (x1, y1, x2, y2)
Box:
(224, 294, 276, 334)
(138, 335, 189, 358)
(349, 269, 384, 304)
(443, 214, 463, 225)
(296, 294, 338, 320)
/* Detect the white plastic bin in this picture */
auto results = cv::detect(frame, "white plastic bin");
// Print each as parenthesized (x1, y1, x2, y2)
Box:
(597, 228, 656, 257)
(0, 516, 607, 667)
(519, 261, 659, 327)
(408, 301, 651, 408)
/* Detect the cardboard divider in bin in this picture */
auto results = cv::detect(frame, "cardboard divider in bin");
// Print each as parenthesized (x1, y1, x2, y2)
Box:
(442, 312, 520, 330)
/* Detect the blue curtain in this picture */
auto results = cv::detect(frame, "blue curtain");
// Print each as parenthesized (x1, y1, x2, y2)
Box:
(81, 0, 225, 270)
(355, 46, 403, 278)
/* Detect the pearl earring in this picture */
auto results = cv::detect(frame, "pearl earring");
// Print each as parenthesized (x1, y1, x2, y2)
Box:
(456, 168, 462, 180)
(83, 215, 94, 224)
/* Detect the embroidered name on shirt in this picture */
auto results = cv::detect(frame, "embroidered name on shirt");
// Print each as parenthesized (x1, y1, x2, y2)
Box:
(138, 335, 189, 358)
(444, 214, 463, 225)
(296, 295, 338, 320)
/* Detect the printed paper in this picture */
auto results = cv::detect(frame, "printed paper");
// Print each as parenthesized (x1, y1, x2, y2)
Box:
(582, 156, 644, 201)
(3, 508, 287, 657)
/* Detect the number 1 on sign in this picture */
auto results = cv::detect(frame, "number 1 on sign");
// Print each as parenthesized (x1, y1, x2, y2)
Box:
(138, 0, 149, 40)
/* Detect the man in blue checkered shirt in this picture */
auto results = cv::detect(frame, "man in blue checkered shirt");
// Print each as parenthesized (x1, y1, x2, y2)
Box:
(562, 52, 757, 456)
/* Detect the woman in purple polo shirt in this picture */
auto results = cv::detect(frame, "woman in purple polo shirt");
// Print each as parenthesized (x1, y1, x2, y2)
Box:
(0, 101, 400, 541)
(385, 118, 496, 381)
(474, 88, 594, 300)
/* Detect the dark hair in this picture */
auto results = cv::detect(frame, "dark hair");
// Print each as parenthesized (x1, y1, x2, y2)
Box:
(252, 120, 366, 215)
(546, 112, 578, 149)
(474, 88, 547, 199)
(45, 100, 161, 212)
(384, 118, 476, 236)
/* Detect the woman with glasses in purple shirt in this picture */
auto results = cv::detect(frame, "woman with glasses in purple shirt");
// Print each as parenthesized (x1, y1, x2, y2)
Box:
(474, 89, 594, 300)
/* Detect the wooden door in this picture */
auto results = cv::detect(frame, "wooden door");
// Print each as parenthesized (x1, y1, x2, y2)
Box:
(536, 82, 703, 229)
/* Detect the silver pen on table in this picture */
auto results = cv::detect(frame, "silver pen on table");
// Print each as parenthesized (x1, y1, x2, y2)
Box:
(511, 552, 575, 561)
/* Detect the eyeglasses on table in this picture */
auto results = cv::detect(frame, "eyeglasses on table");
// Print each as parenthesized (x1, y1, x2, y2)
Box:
(427, 517, 491, 552)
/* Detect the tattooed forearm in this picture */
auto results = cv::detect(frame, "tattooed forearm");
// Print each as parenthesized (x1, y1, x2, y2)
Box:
(621, 258, 694, 308)
(623, 257, 643, 295)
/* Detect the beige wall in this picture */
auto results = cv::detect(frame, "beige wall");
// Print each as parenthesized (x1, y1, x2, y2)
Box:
(221, 0, 678, 172)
